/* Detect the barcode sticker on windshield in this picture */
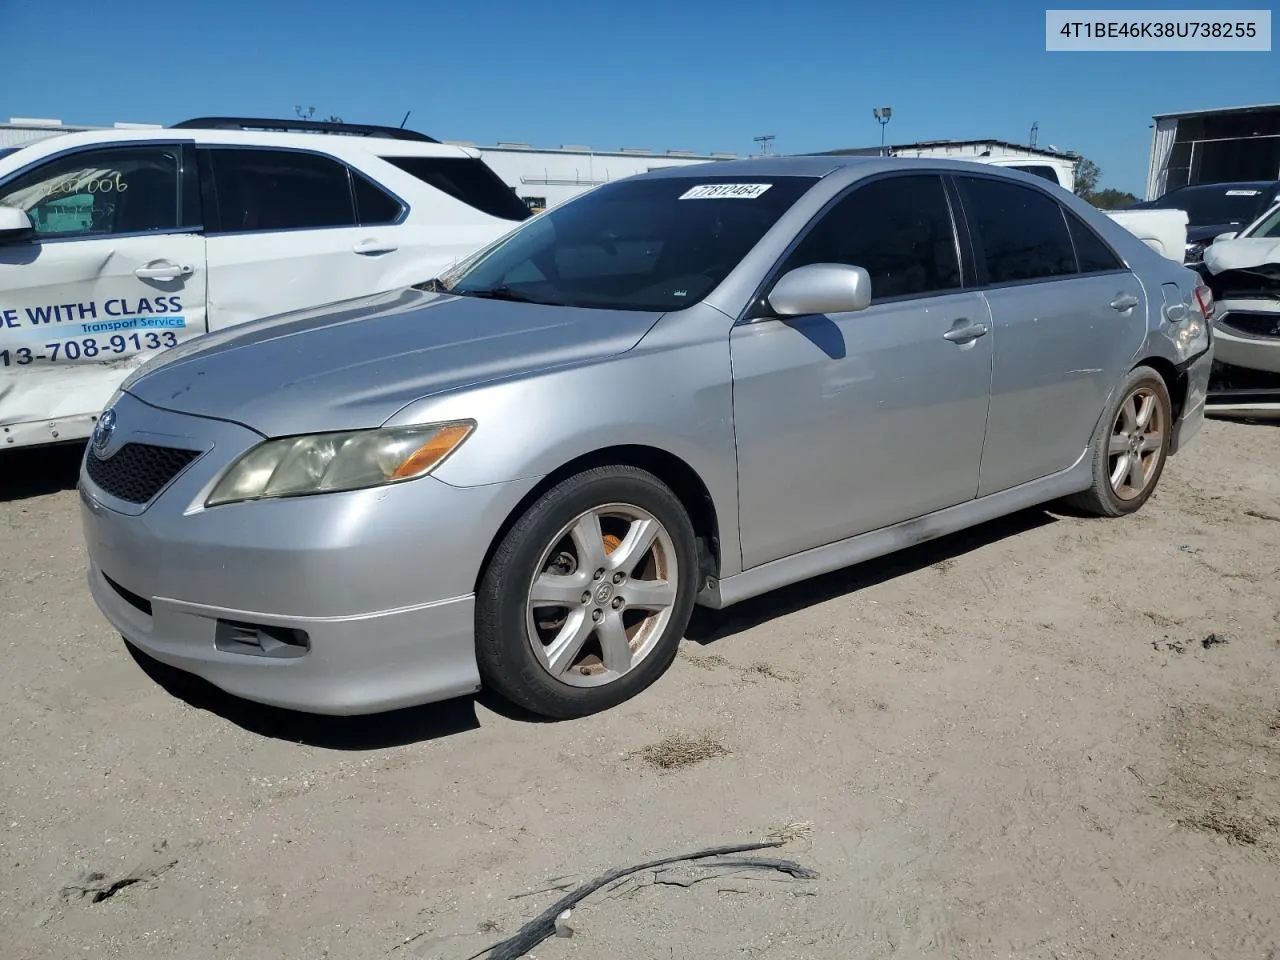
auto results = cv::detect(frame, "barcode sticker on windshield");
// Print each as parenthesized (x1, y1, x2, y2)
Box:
(679, 183, 773, 199)
(1225, 189, 1262, 196)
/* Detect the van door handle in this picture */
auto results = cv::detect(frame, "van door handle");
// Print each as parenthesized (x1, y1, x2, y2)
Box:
(943, 320, 989, 344)
(1110, 293, 1140, 312)
(353, 238, 398, 255)
(135, 261, 193, 280)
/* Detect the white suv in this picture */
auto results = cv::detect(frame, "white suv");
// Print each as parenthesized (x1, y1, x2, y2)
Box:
(0, 116, 530, 450)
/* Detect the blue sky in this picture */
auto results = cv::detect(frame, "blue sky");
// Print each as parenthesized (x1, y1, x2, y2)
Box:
(3, 0, 1276, 195)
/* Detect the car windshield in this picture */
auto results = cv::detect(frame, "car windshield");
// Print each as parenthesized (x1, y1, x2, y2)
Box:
(1244, 203, 1280, 238)
(444, 175, 818, 311)
(1150, 185, 1271, 226)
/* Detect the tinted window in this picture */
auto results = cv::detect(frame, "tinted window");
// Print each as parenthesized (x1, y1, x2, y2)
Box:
(447, 175, 817, 311)
(779, 175, 960, 300)
(352, 170, 402, 225)
(384, 156, 531, 221)
(1008, 164, 1062, 186)
(204, 148, 354, 232)
(0, 146, 180, 239)
(959, 177, 1076, 284)
(1066, 212, 1124, 273)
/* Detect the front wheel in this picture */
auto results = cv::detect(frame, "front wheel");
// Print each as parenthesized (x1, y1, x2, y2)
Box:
(1064, 365, 1172, 517)
(475, 465, 699, 719)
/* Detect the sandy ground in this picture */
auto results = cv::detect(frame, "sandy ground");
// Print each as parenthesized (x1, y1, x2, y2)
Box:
(2, 417, 1279, 960)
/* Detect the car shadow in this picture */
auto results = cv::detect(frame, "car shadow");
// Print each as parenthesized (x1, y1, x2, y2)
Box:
(0, 441, 85, 501)
(123, 506, 1060, 744)
(686, 506, 1058, 645)
(125, 642, 484, 749)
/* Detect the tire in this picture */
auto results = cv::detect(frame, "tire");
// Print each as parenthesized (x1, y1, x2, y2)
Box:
(1064, 365, 1173, 518)
(476, 465, 699, 719)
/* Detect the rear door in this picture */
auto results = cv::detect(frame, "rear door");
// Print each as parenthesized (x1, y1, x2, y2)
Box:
(197, 146, 420, 330)
(952, 174, 1147, 496)
(0, 141, 207, 446)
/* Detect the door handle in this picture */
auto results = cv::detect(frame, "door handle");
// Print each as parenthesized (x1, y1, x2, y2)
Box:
(353, 238, 398, 255)
(943, 321, 989, 344)
(135, 261, 193, 280)
(1110, 293, 1140, 312)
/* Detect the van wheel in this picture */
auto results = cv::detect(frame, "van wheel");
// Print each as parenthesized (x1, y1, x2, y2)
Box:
(476, 465, 698, 719)
(1064, 365, 1172, 517)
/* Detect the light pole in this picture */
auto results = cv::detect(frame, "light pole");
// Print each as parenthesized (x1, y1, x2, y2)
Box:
(873, 106, 893, 155)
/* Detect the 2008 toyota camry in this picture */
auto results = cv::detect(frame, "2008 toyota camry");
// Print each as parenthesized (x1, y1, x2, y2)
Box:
(79, 156, 1214, 719)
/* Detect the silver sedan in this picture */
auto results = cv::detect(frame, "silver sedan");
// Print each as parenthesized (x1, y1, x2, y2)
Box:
(79, 156, 1215, 719)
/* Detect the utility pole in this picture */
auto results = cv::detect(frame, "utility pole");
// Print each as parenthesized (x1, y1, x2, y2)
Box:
(753, 134, 776, 156)
(873, 107, 893, 155)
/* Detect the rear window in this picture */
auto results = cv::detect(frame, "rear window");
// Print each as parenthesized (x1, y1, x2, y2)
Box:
(1007, 164, 1062, 186)
(383, 156, 531, 222)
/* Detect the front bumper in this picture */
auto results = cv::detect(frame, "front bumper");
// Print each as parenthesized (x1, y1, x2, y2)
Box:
(79, 391, 539, 715)
(1211, 308, 1280, 376)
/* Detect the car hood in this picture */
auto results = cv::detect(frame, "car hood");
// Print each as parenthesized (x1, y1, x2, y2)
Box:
(1188, 222, 1245, 243)
(124, 287, 662, 437)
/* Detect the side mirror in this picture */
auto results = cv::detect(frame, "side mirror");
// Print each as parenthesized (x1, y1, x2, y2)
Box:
(1213, 231, 1238, 243)
(767, 263, 872, 317)
(0, 207, 34, 244)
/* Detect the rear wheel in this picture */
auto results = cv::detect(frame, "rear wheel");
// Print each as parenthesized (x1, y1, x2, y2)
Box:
(1064, 365, 1172, 517)
(476, 465, 698, 719)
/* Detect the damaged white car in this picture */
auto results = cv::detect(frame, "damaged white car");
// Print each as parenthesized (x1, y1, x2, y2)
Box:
(1199, 202, 1280, 417)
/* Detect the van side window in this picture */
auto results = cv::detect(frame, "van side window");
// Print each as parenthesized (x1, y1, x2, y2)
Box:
(203, 148, 355, 233)
(779, 174, 961, 301)
(1008, 164, 1062, 186)
(0, 146, 181, 239)
(382, 156, 531, 222)
(957, 176, 1077, 284)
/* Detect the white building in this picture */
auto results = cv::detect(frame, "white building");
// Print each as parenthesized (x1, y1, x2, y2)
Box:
(0, 117, 162, 152)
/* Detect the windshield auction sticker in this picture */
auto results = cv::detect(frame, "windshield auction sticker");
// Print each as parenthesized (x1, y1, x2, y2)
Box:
(679, 183, 773, 199)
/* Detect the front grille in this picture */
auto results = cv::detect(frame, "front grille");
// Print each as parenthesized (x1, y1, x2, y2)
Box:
(86, 443, 201, 504)
(1221, 311, 1280, 340)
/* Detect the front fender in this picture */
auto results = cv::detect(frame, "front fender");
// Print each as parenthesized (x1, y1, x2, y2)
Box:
(385, 304, 745, 574)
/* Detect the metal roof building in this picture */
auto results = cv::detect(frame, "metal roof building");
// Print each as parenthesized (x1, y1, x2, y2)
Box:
(1146, 103, 1280, 200)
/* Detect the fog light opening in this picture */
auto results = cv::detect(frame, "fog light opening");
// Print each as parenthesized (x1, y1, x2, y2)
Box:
(214, 620, 310, 659)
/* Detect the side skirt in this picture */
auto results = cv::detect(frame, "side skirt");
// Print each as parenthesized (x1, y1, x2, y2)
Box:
(698, 448, 1092, 610)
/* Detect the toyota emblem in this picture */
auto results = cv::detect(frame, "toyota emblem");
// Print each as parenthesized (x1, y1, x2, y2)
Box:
(92, 408, 117, 456)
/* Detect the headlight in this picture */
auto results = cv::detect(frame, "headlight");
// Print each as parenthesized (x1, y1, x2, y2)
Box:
(205, 421, 475, 507)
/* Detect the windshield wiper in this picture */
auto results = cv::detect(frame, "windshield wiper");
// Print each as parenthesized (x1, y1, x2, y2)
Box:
(459, 284, 549, 304)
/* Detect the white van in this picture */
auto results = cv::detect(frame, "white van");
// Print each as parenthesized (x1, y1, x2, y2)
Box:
(0, 117, 529, 450)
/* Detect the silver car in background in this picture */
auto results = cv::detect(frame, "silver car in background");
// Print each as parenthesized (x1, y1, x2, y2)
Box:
(79, 156, 1215, 719)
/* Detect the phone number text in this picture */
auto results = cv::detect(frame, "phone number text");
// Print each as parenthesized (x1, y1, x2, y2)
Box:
(1, 331, 178, 367)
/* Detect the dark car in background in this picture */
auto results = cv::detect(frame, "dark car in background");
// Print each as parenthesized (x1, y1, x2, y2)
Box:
(1128, 180, 1280, 263)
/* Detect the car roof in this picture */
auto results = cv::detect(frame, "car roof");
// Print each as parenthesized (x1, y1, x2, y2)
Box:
(632, 153, 1062, 183)
(1166, 180, 1280, 194)
(0, 127, 479, 175)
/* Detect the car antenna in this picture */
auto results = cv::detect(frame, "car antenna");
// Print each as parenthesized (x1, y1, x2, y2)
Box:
(399, 110, 411, 129)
